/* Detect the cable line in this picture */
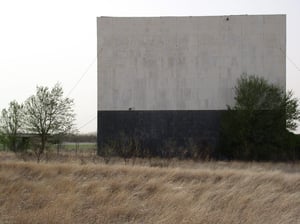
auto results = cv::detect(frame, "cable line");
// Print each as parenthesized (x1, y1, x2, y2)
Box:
(279, 47, 300, 73)
(66, 55, 97, 97)
(78, 116, 97, 131)
(286, 55, 300, 73)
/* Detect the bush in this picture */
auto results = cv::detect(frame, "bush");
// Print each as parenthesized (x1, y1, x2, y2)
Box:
(219, 74, 300, 161)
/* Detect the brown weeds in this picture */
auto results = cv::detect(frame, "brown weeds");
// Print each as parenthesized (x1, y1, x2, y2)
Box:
(0, 152, 299, 223)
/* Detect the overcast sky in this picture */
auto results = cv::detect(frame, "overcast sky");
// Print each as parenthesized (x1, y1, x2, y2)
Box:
(0, 0, 299, 133)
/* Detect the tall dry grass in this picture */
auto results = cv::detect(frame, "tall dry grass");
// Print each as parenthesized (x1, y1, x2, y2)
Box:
(0, 152, 299, 224)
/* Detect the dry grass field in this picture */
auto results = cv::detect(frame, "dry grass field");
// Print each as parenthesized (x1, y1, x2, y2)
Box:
(0, 152, 300, 224)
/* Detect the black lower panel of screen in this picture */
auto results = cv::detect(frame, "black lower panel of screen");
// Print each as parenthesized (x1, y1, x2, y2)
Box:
(97, 110, 224, 153)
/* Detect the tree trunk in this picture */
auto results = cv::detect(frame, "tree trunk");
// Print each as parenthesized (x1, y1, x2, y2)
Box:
(41, 135, 46, 154)
(37, 134, 47, 163)
(57, 143, 60, 156)
(37, 151, 41, 163)
(34, 149, 42, 163)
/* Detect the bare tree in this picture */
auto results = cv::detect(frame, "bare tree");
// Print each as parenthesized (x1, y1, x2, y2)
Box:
(0, 101, 24, 152)
(24, 83, 76, 162)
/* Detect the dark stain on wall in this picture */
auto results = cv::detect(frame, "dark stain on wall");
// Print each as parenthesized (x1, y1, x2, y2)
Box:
(97, 110, 224, 155)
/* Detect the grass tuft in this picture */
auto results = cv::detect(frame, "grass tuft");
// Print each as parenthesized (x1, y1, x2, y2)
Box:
(0, 152, 300, 223)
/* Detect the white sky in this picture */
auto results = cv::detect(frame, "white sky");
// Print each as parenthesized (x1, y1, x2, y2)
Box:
(0, 0, 299, 133)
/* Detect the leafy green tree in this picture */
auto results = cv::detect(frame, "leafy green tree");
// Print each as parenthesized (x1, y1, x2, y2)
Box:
(0, 133, 6, 150)
(24, 83, 76, 162)
(219, 75, 300, 161)
(0, 101, 24, 151)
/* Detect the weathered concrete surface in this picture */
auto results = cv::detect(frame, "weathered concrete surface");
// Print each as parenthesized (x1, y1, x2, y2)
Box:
(97, 15, 286, 111)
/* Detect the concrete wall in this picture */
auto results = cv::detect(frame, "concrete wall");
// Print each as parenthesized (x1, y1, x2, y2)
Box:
(97, 15, 286, 111)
